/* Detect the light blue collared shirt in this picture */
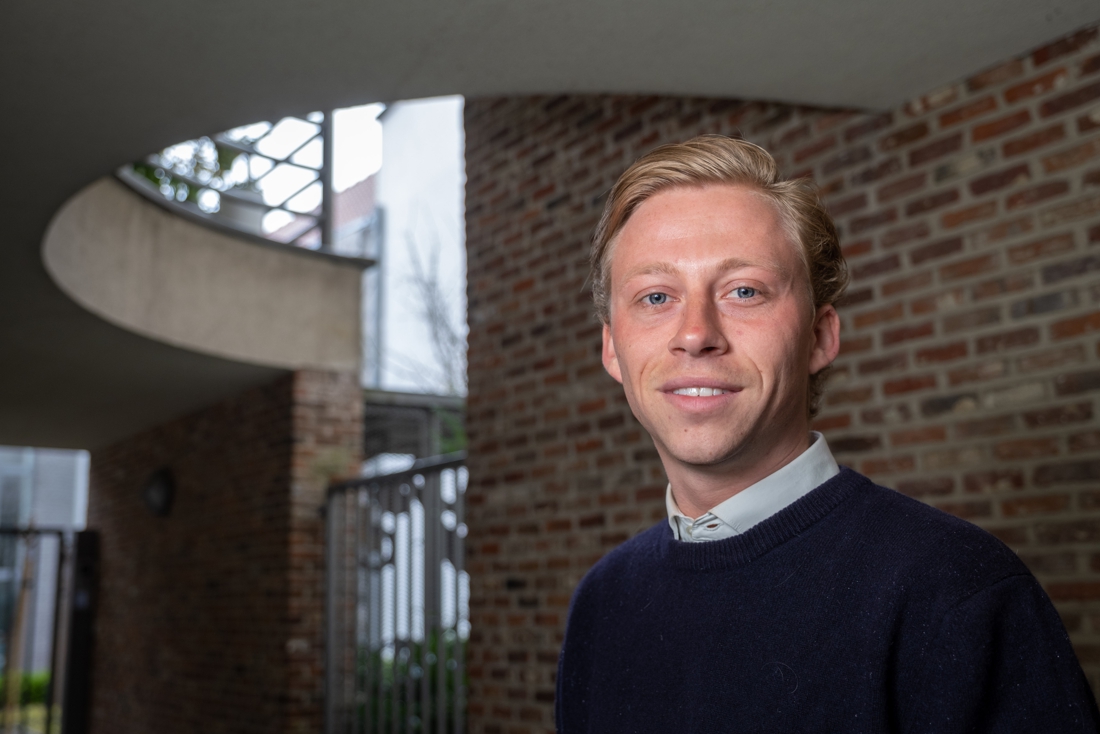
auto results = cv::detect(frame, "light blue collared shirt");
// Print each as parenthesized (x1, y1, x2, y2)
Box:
(666, 432, 840, 542)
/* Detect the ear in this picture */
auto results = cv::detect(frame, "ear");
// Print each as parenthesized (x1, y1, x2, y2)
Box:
(602, 323, 624, 384)
(808, 304, 841, 375)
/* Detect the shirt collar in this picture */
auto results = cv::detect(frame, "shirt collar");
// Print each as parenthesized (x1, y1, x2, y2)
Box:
(666, 432, 840, 542)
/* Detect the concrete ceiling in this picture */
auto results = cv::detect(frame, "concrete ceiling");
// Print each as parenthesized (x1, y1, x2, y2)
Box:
(2, 0, 1098, 449)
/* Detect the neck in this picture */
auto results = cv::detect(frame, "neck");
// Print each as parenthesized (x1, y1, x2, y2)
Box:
(663, 430, 812, 519)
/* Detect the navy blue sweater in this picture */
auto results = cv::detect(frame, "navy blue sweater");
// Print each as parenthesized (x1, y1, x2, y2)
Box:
(557, 468, 1098, 733)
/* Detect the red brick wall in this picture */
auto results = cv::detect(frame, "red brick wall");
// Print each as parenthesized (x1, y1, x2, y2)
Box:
(464, 24, 1100, 734)
(87, 370, 361, 734)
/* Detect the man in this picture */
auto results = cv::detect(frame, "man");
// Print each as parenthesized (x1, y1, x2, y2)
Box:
(556, 135, 1098, 732)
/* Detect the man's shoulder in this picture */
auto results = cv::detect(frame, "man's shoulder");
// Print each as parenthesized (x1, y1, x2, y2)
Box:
(835, 468, 1030, 591)
(571, 521, 668, 600)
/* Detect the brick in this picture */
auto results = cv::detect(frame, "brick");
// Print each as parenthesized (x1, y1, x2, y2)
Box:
(911, 288, 964, 316)
(1004, 68, 1070, 104)
(851, 254, 901, 281)
(942, 201, 997, 229)
(933, 147, 997, 183)
(1052, 311, 1100, 339)
(1080, 108, 1100, 134)
(881, 222, 931, 249)
(939, 96, 998, 127)
(861, 456, 916, 474)
(971, 273, 1033, 301)
(972, 110, 1032, 142)
(905, 189, 959, 216)
(1038, 194, 1100, 227)
(1034, 459, 1100, 485)
(1005, 180, 1070, 210)
(1047, 582, 1100, 601)
(861, 404, 912, 424)
(883, 321, 935, 346)
(1006, 233, 1075, 265)
(837, 287, 874, 308)
(967, 215, 1034, 247)
(896, 477, 954, 497)
(911, 236, 963, 265)
(947, 359, 1007, 386)
(1023, 402, 1093, 429)
(829, 192, 868, 217)
(1036, 519, 1100, 545)
(939, 254, 997, 281)
(811, 413, 851, 431)
(842, 239, 873, 259)
(793, 135, 837, 163)
(891, 426, 947, 446)
(830, 435, 882, 453)
(1042, 254, 1100, 284)
(1033, 28, 1099, 66)
(982, 381, 1045, 409)
(968, 59, 1026, 91)
(883, 375, 937, 395)
(1019, 551, 1077, 575)
(844, 113, 893, 142)
(1041, 80, 1100, 118)
(968, 163, 1031, 196)
(1003, 124, 1066, 157)
(935, 500, 992, 520)
(822, 146, 873, 176)
(909, 133, 964, 167)
(850, 209, 898, 235)
(994, 438, 1060, 460)
(921, 392, 979, 417)
(826, 386, 874, 406)
(906, 86, 959, 116)
(964, 469, 1024, 493)
(955, 414, 1016, 437)
(944, 307, 1001, 333)
(976, 327, 1040, 354)
(1002, 495, 1070, 516)
(915, 342, 968, 364)
(877, 173, 927, 203)
(851, 157, 901, 185)
(1010, 290, 1078, 318)
(1070, 430, 1100, 453)
(879, 123, 929, 151)
(839, 335, 874, 355)
(853, 301, 904, 328)
(1042, 138, 1100, 173)
(858, 353, 908, 374)
(882, 271, 933, 296)
(1085, 53, 1100, 76)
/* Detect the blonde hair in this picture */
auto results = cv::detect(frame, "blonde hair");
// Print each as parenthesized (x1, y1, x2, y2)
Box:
(590, 135, 849, 416)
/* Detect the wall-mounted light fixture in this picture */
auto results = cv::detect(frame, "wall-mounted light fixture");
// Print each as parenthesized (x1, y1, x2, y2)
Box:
(141, 467, 175, 517)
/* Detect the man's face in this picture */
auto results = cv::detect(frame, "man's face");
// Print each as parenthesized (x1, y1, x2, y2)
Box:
(601, 184, 839, 484)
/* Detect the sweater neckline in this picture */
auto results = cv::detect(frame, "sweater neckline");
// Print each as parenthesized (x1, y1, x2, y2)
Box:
(659, 467, 867, 571)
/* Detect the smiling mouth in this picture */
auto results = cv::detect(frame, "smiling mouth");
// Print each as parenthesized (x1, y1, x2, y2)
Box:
(671, 387, 731, 397)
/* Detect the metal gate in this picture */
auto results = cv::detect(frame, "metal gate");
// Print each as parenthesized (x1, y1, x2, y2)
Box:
(0, 529, 78, 734)
(326, 453, 468, 734)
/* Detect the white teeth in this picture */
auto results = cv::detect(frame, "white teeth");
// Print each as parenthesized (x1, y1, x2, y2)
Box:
(672, 387, 728, 397)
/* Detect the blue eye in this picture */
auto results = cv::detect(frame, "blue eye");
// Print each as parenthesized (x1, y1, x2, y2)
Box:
(645, 293, 668, 305)
(733, 287, 757, 299)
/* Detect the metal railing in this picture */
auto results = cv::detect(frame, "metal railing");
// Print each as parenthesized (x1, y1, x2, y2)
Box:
(116, 112, 377, 261)
(326, 453, 468, 734)
(0, 529, 77, 734)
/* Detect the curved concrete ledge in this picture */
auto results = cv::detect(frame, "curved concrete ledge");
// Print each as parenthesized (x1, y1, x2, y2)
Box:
(43, 178, 364, 372)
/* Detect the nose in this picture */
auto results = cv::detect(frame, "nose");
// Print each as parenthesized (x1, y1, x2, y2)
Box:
(668, 298, 729, 357)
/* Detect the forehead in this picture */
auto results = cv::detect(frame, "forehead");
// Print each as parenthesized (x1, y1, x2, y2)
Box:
(608, 184, 800, 277)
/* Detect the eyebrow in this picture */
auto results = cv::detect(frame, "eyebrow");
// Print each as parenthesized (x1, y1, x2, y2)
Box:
(620, 256, 790, 283)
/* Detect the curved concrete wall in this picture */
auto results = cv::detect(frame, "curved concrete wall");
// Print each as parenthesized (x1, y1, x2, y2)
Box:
(43, 178, 363, 372)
